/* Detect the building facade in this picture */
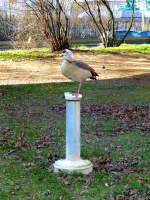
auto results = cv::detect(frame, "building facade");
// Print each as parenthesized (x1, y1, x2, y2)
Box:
(111, 0, 150, 31)
(76, 0, 150, 31)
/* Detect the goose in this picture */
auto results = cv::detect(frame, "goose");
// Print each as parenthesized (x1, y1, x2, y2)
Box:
(60, 49, 98, 96)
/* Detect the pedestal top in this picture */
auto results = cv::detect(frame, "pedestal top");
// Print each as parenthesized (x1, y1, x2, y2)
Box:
(64, 92, 82, 101)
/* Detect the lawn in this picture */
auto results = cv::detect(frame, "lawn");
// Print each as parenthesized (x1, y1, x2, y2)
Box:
(75, 44, 150, 55)
(0, 48, 55, 61)
(0, 79, 150, 200)
(0, 44, 150, 61)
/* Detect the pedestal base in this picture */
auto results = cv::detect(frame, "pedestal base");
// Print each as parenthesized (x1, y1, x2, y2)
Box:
(54, 159, 93, 175)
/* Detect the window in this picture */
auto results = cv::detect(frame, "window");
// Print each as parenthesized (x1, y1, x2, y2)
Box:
(127, 0, 133, 7)
(135, 0, 140, 10)
(147, 0, 150, 9)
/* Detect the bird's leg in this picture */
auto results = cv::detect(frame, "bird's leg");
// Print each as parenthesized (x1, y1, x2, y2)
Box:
(76, 82, 82, 97)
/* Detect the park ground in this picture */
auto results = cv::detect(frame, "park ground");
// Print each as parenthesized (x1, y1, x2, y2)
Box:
(0, 50, 150, 85)
(0, 46, 150, 199)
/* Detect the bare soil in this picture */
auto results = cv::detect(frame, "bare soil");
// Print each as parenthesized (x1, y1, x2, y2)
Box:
(0, 52, 150, 85)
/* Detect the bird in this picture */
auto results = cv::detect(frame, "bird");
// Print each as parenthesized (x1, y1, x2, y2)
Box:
(60, 49, 99, 97)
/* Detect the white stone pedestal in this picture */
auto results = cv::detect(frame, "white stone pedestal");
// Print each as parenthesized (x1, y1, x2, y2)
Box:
(53, 92, 93, 174)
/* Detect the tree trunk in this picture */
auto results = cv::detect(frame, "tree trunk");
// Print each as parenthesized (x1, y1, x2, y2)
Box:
(50, 40, 70, 52)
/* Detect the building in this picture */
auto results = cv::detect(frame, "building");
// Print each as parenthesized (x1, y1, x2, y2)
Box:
(113, 0, 150, 31)
(76, 0, 150, 31)
(0, 0, 25, 17)
(0, 0, 8, 14)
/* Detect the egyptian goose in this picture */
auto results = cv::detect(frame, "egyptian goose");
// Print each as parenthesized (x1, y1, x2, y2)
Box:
(60, 49, 98, 96)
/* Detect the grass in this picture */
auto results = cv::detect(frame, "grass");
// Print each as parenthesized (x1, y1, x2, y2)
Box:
(74, 44, 150, 55)
(0, 43, 150, 61)
(0, 80, 150, 199)
(0, 48, 55, 61)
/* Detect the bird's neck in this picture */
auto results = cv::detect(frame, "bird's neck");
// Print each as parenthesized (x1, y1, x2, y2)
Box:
(67, 59, 72, 63)
(65, 58, 73, 63)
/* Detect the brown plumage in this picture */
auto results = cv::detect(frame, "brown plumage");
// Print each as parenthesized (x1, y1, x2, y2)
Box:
(71, 60, 99, 80)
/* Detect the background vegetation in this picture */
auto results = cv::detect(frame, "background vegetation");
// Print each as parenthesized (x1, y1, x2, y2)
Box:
(0, 0, 140, 51)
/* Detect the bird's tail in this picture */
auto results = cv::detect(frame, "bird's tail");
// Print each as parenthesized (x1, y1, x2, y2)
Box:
(90, 76, 97, 80)
(90, 71, 99, 80)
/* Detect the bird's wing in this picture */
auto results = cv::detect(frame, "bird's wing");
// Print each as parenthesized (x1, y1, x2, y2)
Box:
(72, 60, 98, 78)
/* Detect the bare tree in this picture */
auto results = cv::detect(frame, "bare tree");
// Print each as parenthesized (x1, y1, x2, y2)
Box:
(73, 0, 135, 47)
(9, 11, 45, 49)
(0, 1, 51, 49)
(8, 0, 18, 21)
(0, 13, 14, 43)
(25, 0, 70, 51)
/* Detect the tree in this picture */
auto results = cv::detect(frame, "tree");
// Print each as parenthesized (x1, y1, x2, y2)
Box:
(0, 13, 14, 42)
(25, 0, 70, 51)
(8, 0, 18, 21)
(73, 0, 135, 47)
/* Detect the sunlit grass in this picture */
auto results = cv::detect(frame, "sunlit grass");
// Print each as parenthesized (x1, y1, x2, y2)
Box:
(0, 44, 150, 61)
(74, 44, 150, 54)
(0, 48, 55, 61)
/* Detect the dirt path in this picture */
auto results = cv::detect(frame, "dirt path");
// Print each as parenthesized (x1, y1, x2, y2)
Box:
(0, 52, 150, 85)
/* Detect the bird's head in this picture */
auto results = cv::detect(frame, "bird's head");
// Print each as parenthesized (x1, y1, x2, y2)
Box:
(61, 49, 74, 61)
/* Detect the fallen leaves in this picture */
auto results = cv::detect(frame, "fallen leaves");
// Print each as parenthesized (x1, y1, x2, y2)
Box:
(50, 104, 150, 134)
(91, 157, 138, 173)
(82, 104, 150, 133)
(108, 188, 147, 200)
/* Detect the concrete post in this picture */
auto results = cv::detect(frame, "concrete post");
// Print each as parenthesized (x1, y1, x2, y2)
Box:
(54, 92, 93, 174)
(66, 92, 81, 161)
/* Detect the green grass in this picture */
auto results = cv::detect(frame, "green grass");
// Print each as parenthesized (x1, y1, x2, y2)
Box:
(74, 44, 150, 55)
(0, 81, 150, 199)
(0, 48, 55, 61)
(0, 43, 150, 61)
